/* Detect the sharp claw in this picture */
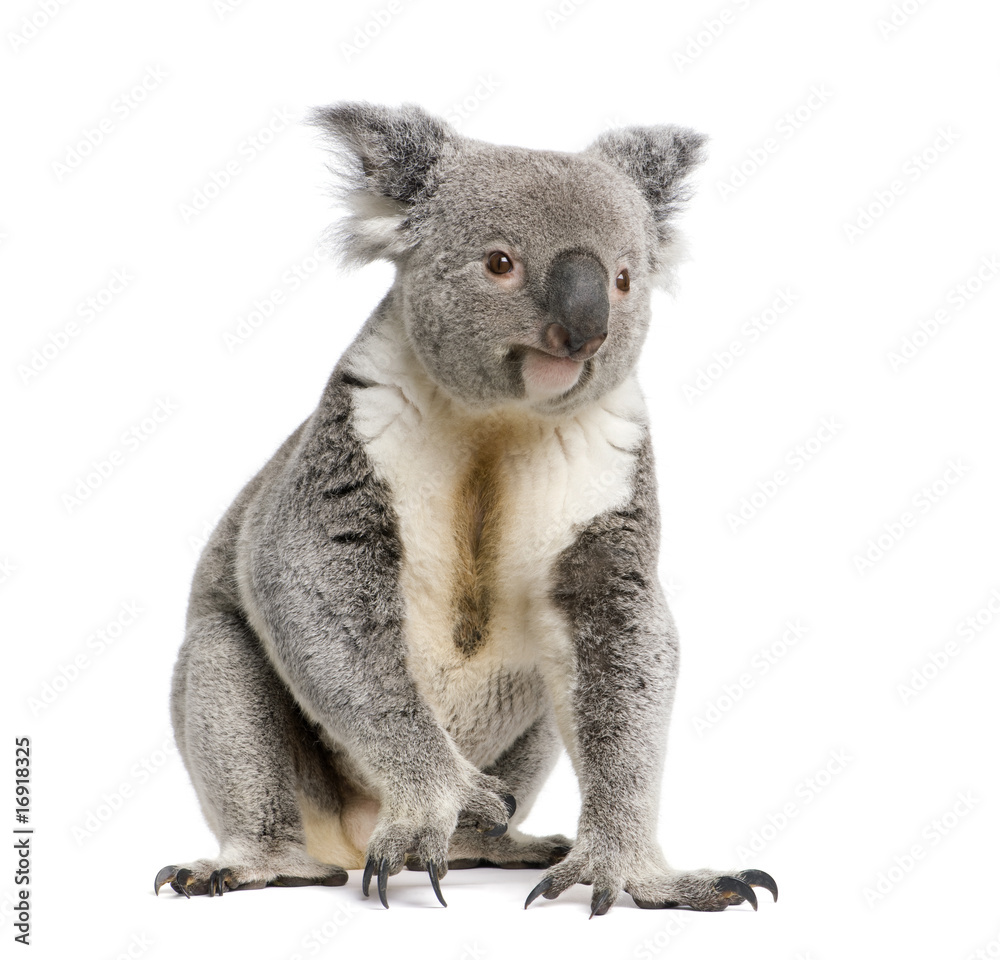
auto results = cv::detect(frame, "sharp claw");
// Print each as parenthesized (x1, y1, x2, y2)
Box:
(210, 869, 228, 897)
(174, 868, 193, 899)
(154, 865, 177, 896)
(590, 888, 614, 918)
(482, 794, 516, 837)
(524, 876, 553, 909)
(362, 856, 375, 898)
(715, 876, 758, 911)
(377, 857, 389, 909)
(428, 860, 447, 907)
(737, 869, 778, 902)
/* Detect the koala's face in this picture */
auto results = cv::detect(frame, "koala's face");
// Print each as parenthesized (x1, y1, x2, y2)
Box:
(397, 144, 655, 414)
(313, 103, 706, 414)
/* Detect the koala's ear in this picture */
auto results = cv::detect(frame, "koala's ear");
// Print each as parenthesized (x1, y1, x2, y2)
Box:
(310, 102, 454, 265)
(585, 125, 708, 289)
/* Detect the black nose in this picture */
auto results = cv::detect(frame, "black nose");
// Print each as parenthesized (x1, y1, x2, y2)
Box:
(544, 251, 609, 360)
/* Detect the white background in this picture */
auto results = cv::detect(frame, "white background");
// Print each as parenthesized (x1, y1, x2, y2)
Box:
(3, 0, 999, 957)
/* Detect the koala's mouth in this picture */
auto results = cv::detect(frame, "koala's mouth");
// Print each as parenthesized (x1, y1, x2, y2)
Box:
(518, 347, 591, 402)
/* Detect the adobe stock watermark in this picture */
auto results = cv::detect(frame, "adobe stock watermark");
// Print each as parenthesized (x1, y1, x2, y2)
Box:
(692, 619, 808, 734)
(107, 934, 153, 960)
(896, 586, 1000, 704)
(285, 903, 360, 960)
(17, 268, 134, 383)
(682, 288, 797, 401)
(455, 944, 488, 960)
(726, 417, 843, 533)
(0, 889, 26, 930)
(851, 458, 970, 575)
(544, 0, 591, 29)
(72, 736, 179, 845)
(966, 928, 1000, 960)
(214, 0, 248, 20)
(716, 85, 833, 200)
(672, 0, 755, 73)
(863, 791, 978, 906)
(633, 913, 693, 959)
(340, 0, 403, 62)
(62, 398, 179, 513)
(877, 0, 934, 39)
(187, 507, 226, 554)
(843, 126, 959, 243)
(178, 106, 295, 223)
(535, 450, 635, 558)
(443, 75, 501, 131)
(51, 66, 168, 182)
(8, 0, 72, 54)
(0, 557, 16, 588)
(223, 246, 325, 351)
(736, 749, 852, 864)
(886, 254, 999, 371)
(28, 601, 142, 716)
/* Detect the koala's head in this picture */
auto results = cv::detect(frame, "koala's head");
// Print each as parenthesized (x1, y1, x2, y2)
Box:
(312, 102, 706, 415)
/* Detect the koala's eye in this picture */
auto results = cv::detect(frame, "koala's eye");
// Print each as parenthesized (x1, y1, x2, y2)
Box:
(487, 251, 514, 275)
(616, 269, 630, 292)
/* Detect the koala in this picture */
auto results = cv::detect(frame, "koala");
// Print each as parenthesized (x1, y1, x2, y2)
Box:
(154, 102, 777, 917)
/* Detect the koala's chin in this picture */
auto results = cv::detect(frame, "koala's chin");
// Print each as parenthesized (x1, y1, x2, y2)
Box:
(520, 349, 585, 402)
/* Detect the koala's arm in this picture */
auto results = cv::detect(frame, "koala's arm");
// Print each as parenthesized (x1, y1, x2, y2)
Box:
(546, 429, 679, 880)
(237, 376, 512, 859)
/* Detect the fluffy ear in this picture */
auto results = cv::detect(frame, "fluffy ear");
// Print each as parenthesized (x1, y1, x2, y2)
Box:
(585, 125, 707, 289)
(310, 102, 454, 265)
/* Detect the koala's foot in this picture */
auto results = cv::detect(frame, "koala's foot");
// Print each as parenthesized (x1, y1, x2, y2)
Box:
(524, 853, 777, 917)
(361, 778, 515, 908)
(625, 868, 778, 913)
(154, 854, 348, 897)
(440, 827, 573, 869)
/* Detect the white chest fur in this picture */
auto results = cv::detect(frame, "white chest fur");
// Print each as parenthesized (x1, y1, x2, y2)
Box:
(345, 319, 647, 766)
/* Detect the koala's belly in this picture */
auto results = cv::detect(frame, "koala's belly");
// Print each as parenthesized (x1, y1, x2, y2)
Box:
(348, 350, 646, 767)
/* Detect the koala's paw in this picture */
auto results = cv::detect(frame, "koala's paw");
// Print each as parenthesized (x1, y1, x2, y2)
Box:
(524, 853, 777, 917)
(154, 856, 348, 897)
(363, 773, 515, 908)
(625, 868, 778, 913)
(444, 827, 573, 869)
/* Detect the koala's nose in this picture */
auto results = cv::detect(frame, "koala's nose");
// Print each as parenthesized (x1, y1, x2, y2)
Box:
(544, 251, 609, 361)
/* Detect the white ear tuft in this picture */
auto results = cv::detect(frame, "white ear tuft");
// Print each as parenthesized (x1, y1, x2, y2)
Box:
(310, 101, 454, 266)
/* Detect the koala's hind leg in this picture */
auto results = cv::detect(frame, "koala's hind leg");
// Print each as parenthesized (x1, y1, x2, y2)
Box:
(444, 712, 573, 870)
(155, 612, 347, 897)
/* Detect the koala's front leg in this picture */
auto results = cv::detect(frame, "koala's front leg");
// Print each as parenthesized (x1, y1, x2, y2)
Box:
(528, 440, 776, 916)
(242, 424, 513, 907)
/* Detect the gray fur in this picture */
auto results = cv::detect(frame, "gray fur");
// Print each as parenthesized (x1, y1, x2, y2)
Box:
(156, 103, 775, 914)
